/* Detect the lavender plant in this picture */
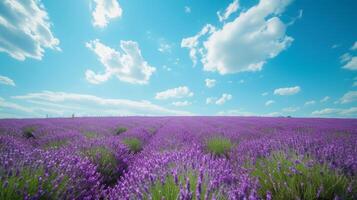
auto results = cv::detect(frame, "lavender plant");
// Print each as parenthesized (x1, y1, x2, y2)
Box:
(0, 116, 355, 199)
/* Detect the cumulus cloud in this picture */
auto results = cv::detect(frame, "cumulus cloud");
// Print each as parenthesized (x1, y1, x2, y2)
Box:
(0, 0, 60, 60)
(92, 0, 122, 28)
(155, 86, 194, 100)
(0, 75, 15, 86)
(217, 0, 239, 22)
(265, 100, 274, 106)
(261, 92, 269, 96)
(11, 91, 192, 116)
(181, 24, 216, 66)
(304, 100, 315, 106)
(182, 0, 294, 74)
(205, 78, 216, 88)
(172, 101, 191, 107)
(85, 39, 156, 84)
(274, 86, 301, 96)
(338, 91, 357, 104)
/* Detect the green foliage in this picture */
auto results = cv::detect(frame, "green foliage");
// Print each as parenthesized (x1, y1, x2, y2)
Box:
(0, 167, 68, 199)
(43, 140, 68, 149)
(148, 172, 205, 200)
(83, 131, 97, 139)
(82, 147, 120, 186)
(115, 127, 127, 135)
(22, 126, 36, 139)
(252, 152, 355, 200)
(206, 137, 233, 157)
(122, 138, 142, 153)
(147, 127, 157, 135)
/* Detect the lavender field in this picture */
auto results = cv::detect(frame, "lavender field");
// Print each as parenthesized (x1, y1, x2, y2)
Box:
(0, 117, 355, 200)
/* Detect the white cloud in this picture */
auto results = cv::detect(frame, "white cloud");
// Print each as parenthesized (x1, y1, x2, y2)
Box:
(343, 57, 357, 70)
(351, 41, 357, 51)
(312, 107, 357, 117)
(274, 86, 301, 96)
(340, 53, 352, 63)
(215, 93, 232, 105)
(206, 97, 215, 104)
(85, 39, 156, 84)
(0, 75, 15, 86)
(172, 101, 191, 107)
(155, 86, 194, 100)
(0, 97, 32, 113)
(92, 0, 122, 28)
(353, 80, 357, 87)
(331, 44, 340, 49)
(181, 24, 216, 66)
(312, 108, 340, 116)
(340, 42, 357, 70)
(11, 91, 192, 116)
(158, 39, 172, 53)
(0, 0, 60, 60)
(339, 91, 357, 104)
(217, 109, 256, 116)
(184, 6, 191, 13)
(261, 92, 269, 96)
(304, 100, 315, 106)
(206, 93, 232, 105)
(182, 0, 294, 74)
(320, 96, 330, 103)
(205, 78, 216, 88)
(282, 107, 299, 113)
(217, 0, 239, 22)
(162, 65, 172, 71)
(265, 100, 274, 106)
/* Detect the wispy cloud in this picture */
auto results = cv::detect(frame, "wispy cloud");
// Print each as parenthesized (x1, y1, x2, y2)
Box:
(172, 101, 191, 107)
(217, 0, 239, 22)
(340, 42, 357, 70)
(274, 86, 301, 96)
(0, 75, 15, 86)
(11, 91, 192, 116)
(265, 100, 275, 106)
(184, 6, 191, 13)
(312, 107, 357, 117)
(304, 100, 315, 106)
(338, 91, 357, 104)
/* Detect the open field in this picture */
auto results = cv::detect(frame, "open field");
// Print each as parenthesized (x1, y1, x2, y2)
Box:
(0, 117, 356, 199)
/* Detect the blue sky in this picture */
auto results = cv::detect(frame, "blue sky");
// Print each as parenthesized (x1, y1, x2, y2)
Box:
(0, 0, 357, 118)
